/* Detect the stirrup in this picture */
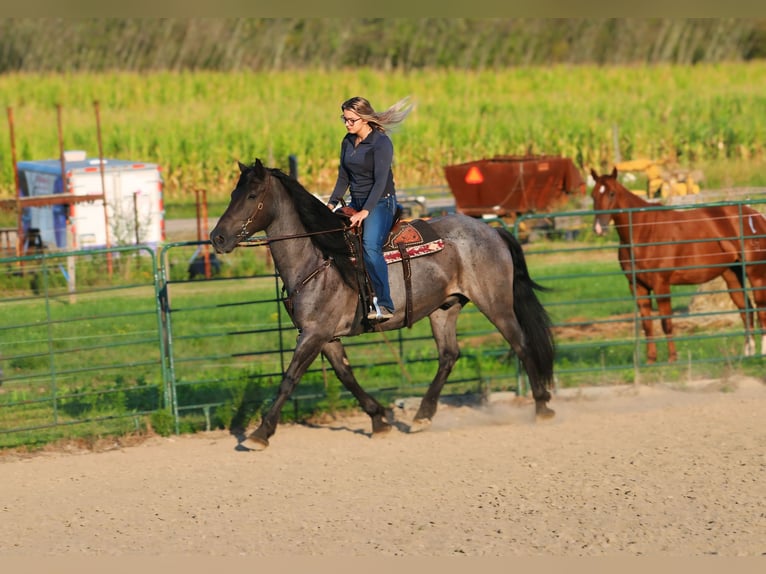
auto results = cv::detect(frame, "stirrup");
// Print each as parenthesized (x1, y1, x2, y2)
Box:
(366, 297, 394, 321)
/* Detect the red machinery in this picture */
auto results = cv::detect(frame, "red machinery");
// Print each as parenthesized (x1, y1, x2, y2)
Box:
(444, 155, 586, 220)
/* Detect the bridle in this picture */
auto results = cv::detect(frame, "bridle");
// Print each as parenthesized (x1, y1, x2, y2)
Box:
(236, 171, 349, 247)
(235, 172, 270, 241)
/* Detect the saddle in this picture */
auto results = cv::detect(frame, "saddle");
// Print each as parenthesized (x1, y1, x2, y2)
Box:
(338, 205, 445, 328)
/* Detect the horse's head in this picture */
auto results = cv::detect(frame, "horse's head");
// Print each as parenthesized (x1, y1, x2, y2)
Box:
(590, 167, 620, 236)
(210, 159, 274, 253)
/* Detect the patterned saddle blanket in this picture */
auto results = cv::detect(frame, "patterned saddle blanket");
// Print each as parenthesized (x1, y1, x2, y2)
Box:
(382, 219, 444, 264)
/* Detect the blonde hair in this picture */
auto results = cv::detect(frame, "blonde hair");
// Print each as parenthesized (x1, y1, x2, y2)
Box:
(341, 96, 414, 133)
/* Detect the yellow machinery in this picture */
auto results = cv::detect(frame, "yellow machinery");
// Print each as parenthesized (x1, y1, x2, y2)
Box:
(615, 158, 701, 199)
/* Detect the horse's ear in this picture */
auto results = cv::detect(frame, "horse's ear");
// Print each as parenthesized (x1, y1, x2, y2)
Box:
(252, 158, 267, 178)
(610, 166, 618, 178)
(590, 168, 598, 180)
(237, 161, 248, 173)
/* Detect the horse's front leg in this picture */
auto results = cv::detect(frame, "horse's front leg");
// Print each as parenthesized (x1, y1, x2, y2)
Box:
(321, 339, 392, 436)
(653, 283, 677, 362)
(243, 331, 325, 451)
(629, 280, 658, 363)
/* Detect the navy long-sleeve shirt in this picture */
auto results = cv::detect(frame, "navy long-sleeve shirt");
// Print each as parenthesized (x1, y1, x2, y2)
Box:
(329, 128, 396, 213)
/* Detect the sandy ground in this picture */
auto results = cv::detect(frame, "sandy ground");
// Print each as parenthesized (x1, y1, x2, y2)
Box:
(1, 377, 764, 559)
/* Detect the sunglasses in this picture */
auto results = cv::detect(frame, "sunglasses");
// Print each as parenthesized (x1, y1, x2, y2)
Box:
(340, 115, 361, 126)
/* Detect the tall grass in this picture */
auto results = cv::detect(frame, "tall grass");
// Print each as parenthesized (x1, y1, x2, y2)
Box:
(1, 64, 765, 206)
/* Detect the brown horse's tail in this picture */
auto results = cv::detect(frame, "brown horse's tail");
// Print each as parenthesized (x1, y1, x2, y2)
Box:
(496, 227, 556, 387)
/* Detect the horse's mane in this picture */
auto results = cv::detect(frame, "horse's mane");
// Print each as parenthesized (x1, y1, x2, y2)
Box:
(266, 166, 358, 288)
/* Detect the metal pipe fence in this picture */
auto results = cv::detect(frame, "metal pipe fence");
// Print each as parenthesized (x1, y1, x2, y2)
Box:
(0, 246, 167, 448)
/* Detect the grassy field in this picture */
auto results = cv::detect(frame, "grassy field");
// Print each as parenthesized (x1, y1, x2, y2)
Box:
(1, 64, 765, 217)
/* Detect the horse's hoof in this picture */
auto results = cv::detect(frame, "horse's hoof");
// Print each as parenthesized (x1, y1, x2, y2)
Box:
(535, 405, 556, 421)
(371, 420, 393, 437)
(241, 434, 269, 451)
(409, 417, 432, 433)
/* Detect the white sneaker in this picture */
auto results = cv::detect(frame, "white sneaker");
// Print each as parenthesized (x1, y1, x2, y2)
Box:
(367, 307, 394, 321)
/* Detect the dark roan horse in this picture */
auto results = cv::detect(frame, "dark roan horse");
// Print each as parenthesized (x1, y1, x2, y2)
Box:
(210, 159, 556, 450)
(591, 167, 766, 363)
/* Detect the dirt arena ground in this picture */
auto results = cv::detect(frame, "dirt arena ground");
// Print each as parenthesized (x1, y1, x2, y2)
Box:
(1, 377, 764, 559)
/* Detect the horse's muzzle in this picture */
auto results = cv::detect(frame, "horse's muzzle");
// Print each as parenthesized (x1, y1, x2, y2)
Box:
(593, 220, 604, 235)
(210, 229, 236, 254)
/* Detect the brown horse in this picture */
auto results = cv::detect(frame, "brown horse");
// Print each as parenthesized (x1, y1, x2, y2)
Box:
(591, 167, 766, 363)
(210, 160, 555, 450)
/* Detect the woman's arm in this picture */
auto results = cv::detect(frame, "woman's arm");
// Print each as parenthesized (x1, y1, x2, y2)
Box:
(361, 135, 393, 213)
(328, 140, 350, 207)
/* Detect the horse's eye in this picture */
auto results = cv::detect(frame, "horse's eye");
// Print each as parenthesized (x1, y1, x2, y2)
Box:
(248, 193, 257, 200)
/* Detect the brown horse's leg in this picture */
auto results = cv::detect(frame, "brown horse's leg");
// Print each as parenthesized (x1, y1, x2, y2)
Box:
(243, 333, 324, 450)
(411, 305, 463, 432)
(630, 281, 658, 363)
(721, 268, 756, 356)
(653, 281, 677, 362)
(320, 339, 392, 436)
(743, 268, 766, 356)
(756, 287, 766, 356)
(750, 273, 766, 356)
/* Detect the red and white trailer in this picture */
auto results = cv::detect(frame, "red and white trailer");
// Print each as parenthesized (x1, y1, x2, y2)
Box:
(17, 150, 165, 251)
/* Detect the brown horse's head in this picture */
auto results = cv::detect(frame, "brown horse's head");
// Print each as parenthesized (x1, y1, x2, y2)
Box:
(210, 159, 274, 253)
(590, 167, 620, 235)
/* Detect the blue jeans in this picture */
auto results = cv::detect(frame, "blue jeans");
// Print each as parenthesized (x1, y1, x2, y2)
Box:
(351, 195, 396, 310)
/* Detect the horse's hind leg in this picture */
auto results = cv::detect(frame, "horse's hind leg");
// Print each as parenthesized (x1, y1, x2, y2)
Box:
(743, 267, 766, 355)
(472, 301, 555, 419)
(321, 339, 392, 436)
(754, 281, 766, 356)
(722, 267, 756, 356)
(498, 314, 554, 418)
(411, 304, 463, 432)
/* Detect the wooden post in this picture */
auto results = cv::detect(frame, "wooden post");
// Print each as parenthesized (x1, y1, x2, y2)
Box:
(195, 188, 212, 278)
(93, 100, 113, 275)
(57, 103, 77, 300)
(6, 106, 22, 260)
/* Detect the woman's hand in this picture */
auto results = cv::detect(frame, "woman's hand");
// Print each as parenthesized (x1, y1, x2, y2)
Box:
(349, 209, 369, 228)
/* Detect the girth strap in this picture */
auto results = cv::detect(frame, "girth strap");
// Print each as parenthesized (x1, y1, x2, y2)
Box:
(398, 243, 415, 328)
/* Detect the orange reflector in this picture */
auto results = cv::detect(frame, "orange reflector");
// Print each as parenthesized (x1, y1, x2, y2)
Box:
(465, 165, 484, 184)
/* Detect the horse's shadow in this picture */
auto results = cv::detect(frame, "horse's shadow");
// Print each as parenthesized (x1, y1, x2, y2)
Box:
(230, 392, 490, 450)
(229, 410, 413, 450)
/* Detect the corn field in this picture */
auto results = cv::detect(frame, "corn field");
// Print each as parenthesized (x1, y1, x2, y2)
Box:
(1, 63, 765, 205)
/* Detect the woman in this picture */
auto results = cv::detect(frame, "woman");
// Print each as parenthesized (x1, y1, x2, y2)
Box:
(327, 96, 413, 321)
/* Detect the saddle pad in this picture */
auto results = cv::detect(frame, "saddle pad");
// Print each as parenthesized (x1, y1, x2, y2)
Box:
(383, 219, 444, 265)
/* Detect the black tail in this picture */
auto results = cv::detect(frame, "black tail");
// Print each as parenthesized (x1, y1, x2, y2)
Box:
(496, 227, 555, 387)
